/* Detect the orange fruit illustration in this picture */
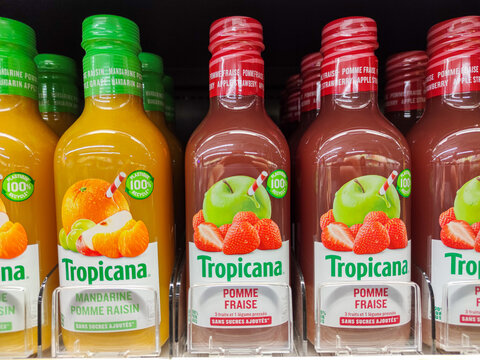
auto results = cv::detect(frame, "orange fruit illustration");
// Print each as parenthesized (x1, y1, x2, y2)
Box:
(0, 221, 28, 259)
(62, 179, 129, 233)
(118, 220, 149, 257)
(0, 198, 6, 213)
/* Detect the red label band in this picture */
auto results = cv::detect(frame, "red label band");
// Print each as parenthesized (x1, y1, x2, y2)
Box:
(425, 55, 480, 99)
(385, 80, 425, 112)
(321, 55, 378, 96)
(209, 57, 264, 98)
(301, 79, 321, 113)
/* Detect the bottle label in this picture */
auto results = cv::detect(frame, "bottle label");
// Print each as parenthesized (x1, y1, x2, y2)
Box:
(57, 175, 160, 333)
(431, 175, 480, 324)
(385, 80, 425, 113)
(0, 64, 37, 100)
(38, 82, 79, 114)
(83, 55, 143, 97)
(0, 171, 40, 333)
(314, 171, 411, 328)
(425, 55, 480, 99)
(209, 59, 264, 98)
(301, 78, 321, 113)
(321, 56, 378, 96)
(189, 169, 290, 329)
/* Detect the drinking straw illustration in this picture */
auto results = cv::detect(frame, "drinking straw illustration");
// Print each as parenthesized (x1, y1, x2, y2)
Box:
(106, 172, 126, 198)
(248, 171, 268, 196)
(379, 170, 398, 196)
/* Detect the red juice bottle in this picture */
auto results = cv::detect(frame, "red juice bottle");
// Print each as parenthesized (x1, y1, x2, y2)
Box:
(185, 16, 291, 351)
(296, 17, 412, 348)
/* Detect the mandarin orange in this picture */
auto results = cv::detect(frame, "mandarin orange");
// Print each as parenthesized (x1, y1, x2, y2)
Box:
(118, 220, 149, 257)
(0, 221, 28, 259)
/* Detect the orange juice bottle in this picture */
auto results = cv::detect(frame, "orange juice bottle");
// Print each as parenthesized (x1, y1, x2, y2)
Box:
(139, 52, 184, 248)
(54, 15, 174, 352)
(162, 75, 176, 132)
(0, 17, 58, 354)
(35, 54, 80, 136)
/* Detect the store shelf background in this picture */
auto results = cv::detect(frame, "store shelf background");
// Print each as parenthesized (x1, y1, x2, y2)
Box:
(1, 0, 478, 144)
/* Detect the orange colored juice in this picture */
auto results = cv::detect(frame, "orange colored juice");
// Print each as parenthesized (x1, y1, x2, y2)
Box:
(54, 15, 174, 353)
(0, 18, 58, 354)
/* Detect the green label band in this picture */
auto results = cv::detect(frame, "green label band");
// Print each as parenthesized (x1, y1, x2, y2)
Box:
(83, 67, 143, 97)
(0, 67, 37, 100)
(38, 84, 79, 114)
(144, 90, 165, 112)
(165, 104, 175, 122)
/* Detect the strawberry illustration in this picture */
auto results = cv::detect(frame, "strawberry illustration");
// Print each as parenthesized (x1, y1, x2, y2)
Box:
(439, 207, 456, 228)
(255, 219, 282, 250)
(472, 222, 480, 236)
(194, 222, 223, 252)
(349, 224, 362, 238)
(223, 221, 260, 255)
(385, 218, 408, 249)
(320, 209, 335, 230)
(193, 210, 205, 230)
(353, 221, 390, 254)
(321, 222, 354, 251)
(219, 223, 231, 238)
(440, 220, 475, 249)
(475, 231, 480, 252)
(363, 211, 389, 225)
(232, 211, 260, 226)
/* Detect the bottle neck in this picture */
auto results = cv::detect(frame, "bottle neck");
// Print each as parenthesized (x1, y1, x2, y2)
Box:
(209, 50, 265, 102)
(209, 94, 265, 113)
(0, 46, 38, 101)
(38, 73, 79, 115)
(320, 52, 379, 110)
(425, 53, 480, 110)
(145, 109, 168, 129)
(142, 71, 165, 113)
(0, 94, 39, 113)
(83, 48, 143, 99)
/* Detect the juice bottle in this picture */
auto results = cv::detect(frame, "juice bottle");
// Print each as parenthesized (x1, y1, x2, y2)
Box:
(384, 51, 427, 135)
(35, 54, 79, 136)
(0, 17, 58, 353)
(162, 75, 176, 133)
(408, 16, 480, 348)
(139, 52, 185, 249)
(289, 52, 323, 158)
(296, 17, 412, 349)
(54, 15, 174, 352)
(186, 16, 291, 351)
(279, 74, 301, 135)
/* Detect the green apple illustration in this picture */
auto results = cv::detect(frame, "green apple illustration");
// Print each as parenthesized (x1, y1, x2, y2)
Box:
(203, 175, 271, 227)
(333, 175, 401, 226)
(454, 176, 480, 224)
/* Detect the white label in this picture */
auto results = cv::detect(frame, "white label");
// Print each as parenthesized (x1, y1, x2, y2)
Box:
(314, 241, 411, 328)
(0, 244, 40, 332)
(58, 243, 160, 332)
(189, 241, 290, 329)
(431, 239, 480, 325)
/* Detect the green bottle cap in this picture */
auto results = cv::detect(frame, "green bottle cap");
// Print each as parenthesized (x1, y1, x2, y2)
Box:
(35, 54, 79, 114)
(163, 75, 175, 123)
(0, 17, 38, 99)
(139, 52, 165, 112)
(81, 15, 143, 97)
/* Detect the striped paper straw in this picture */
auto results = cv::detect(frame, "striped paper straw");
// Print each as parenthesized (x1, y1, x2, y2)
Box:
(106, 172, 126, 198)
(248, 171, 268, 196)
(379, 170, 398, 196)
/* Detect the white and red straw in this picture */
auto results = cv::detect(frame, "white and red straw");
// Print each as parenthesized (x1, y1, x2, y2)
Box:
(106, 172, 126, 198)
(379, 170, 398, 196)
(248, 171, 268, 196)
